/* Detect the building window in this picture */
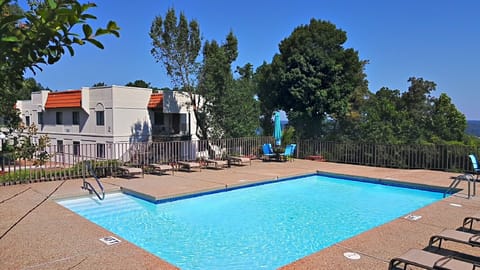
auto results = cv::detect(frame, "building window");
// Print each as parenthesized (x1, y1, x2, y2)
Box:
(25, 116, 30, 126)
(57, 140, 64, 153)
(96, 143, 105, 158)
(56, 112, 63, 125)
(38, 112, 43, 125)
(154, 111, 164, 125)
(73, 141, 80, 156)
(72, 111, 79, 125)
(96, 111, 104, 126)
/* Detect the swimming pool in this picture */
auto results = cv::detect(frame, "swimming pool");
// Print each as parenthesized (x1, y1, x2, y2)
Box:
(57, 174, 444, 269)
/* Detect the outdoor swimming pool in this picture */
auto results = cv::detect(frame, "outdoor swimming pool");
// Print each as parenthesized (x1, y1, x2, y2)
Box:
(57, 174, 444, 270)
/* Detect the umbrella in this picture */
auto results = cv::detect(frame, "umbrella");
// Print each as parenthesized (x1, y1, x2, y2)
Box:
(273, 112, 282, 146)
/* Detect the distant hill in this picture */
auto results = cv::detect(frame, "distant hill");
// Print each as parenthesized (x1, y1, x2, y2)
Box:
(466, 120, 480, 137)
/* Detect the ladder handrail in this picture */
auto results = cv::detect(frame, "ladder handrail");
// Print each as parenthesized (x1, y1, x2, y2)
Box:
(82, 161, 105, 200)
(444, 174, 473, 198)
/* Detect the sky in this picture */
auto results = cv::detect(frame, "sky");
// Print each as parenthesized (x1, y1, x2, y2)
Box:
(25, 0, 480, 119)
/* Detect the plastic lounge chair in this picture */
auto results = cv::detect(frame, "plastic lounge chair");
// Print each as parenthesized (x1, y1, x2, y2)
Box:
(429, 229, 480, 249)
(463, 212, 480, 231)
(262, 143, 276, 161)
(388, 248, 480, 270)
(280, 144, 295, 161)
(149, 163, 174, 175)
(117, 165, 143, 178)
(228, 156, 251, 166)
(177, 161, 202, 172)
(204, 158, 229, 169)
(468, 154, 480, 180)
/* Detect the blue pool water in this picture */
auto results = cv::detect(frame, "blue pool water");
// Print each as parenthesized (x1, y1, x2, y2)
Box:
(57, 174, 444, 269)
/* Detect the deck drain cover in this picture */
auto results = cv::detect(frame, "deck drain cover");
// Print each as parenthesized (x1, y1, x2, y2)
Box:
(343, 252, 361, 260)
(404, 214, 422, 221)
(449, 203, 462, 207)
(99, 236, 121, 246)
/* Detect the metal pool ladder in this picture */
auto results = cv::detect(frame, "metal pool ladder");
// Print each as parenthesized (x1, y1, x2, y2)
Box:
(81, 160, 105, 200)
(444, 174, 475, 199)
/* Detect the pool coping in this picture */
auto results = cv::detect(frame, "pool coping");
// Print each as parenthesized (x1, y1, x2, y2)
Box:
(122, 171, 456, 204)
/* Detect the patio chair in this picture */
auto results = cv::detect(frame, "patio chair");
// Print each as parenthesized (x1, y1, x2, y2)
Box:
(177, 161, 202, 172)
(228, 156, 251, 166)
(149, 163, 175, 175)
(116, 164, 143, 178)
(429, 229, 480, 249)
(280, 144, 296, 162)
(468, 154, 480, 180)
(463, 212, 480, 231)
(204, 158, 229, 169)
(262, 143, 276, 161)
(388, 248, 480, 270)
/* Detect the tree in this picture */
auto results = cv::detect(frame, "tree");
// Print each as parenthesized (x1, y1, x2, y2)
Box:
(92, 82, 106, 87)
(149, 8, 204, 138)
(430, 93, 466, 142)
(257, 19, 367, 139)
(0, 0, 120, 127)
(125, 80, 151, 88)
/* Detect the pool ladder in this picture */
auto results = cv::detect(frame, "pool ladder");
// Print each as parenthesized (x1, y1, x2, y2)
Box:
(444, 174, 476, 199)
(81, 161, 105, 200)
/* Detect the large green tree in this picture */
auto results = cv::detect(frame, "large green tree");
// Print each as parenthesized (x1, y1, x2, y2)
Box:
(149, 8, 204, 138)
(257, 19, 367, 139)
(0, 0, 119, 127)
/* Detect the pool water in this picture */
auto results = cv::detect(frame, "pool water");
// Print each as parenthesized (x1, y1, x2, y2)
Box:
(57, 174, 444, 270)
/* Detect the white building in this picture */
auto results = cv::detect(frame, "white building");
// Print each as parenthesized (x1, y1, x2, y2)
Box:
(15, 85, 197, 162)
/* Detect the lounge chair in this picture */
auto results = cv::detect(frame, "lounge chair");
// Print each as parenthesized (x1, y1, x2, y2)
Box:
(388, 248, 480, 270)
(280, 144, 296, 162)
(228, 156, 251, 166)
(177, 161, 202, 172)
(117, 165, 143, 178)
(429, 229, 480, 249)
(262, 143, 276, 161)
(468, 154, 480, 180)
(463, 212, 480, 231)
(149, 163, 175, 175)
(204, 158, 229, 169)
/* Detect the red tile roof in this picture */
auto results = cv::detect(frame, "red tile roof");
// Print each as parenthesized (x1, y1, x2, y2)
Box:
(148, 93, 163, 110)
(45, 90, 82, 109)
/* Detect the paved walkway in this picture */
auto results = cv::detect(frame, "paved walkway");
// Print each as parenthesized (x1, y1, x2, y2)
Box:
(0, 159, 479, 269)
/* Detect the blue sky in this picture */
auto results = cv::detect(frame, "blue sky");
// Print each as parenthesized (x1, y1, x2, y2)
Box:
(26, 0, 480, 120)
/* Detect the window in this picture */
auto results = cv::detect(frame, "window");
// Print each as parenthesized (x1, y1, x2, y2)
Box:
(96, 111, 104, 126)
(25, 116, 30, 126)
(57, 140, 64, 153)
(38, 112, 43, 125)
(73, 141, 80, 156)
(96, 143, 105, 158)
(72, 111, 79, 125)
(154, 111, 164, 125)
(56, 112, 63, 125)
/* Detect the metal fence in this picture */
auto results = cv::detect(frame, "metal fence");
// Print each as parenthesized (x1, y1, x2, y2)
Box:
(1, 137, 477, 184)
(0, 136, 272, 184)
(296, 140, 476, 172)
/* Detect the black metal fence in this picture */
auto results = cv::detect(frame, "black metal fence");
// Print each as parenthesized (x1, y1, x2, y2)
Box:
(0, 137, 477, 184)
(296, 140, 476, 172)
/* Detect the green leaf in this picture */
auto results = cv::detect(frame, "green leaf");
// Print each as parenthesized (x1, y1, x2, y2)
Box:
(85, 38, 104, 49)
(47, 0, 57, 9)
(1, 36, 20, 42)
(82, 24, 93, 38)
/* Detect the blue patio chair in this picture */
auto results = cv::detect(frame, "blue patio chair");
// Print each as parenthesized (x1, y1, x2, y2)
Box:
(262, 143, 276, 161)
(468, 154, 480, 180)
(280, 144, 293, 161)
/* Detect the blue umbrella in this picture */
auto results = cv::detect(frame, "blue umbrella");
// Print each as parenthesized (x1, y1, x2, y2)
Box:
(273, 112, 282, 146)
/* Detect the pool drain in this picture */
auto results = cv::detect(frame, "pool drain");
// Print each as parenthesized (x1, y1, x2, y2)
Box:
(343, 252, 361, 260)
(99, 236, 121, 246)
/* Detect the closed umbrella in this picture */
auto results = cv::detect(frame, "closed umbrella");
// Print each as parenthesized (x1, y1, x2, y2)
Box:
(273, 112, 282, 146)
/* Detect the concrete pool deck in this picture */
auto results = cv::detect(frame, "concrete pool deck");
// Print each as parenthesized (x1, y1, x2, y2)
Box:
(0, 159, 479, 269)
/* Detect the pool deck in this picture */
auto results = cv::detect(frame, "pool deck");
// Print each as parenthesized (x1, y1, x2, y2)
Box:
(1, 159, 479, 269)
